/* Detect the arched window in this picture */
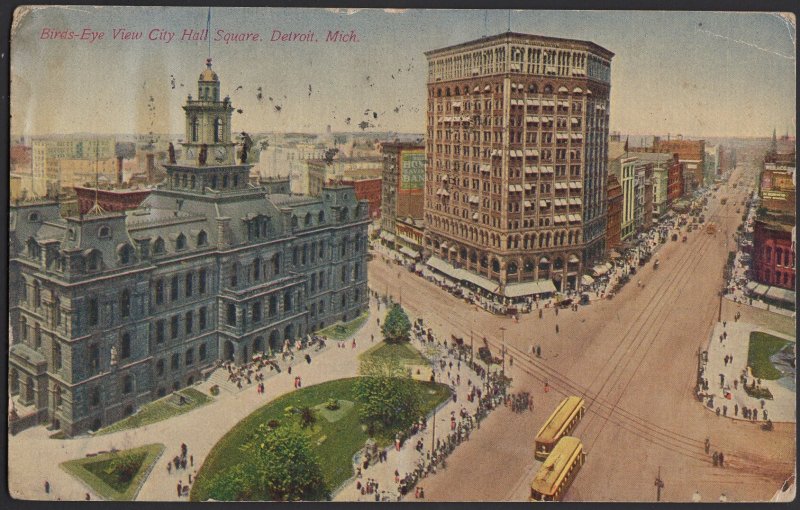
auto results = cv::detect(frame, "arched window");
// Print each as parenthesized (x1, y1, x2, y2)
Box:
(197, 230, 208, 246)
(191, 117, 199, 142)
(98, 225, 111, 239)
(283, 290, 292, 312)
(53, 296, 61, 326)
(120, 289, 131, 318)
(176, 234, 187, 251)
(340, 207, 349, 222)
(121, 332, 131, 359)
(291, 215, 299, 229)
(119, 244, 134, 265)
(153, 237, 166, 255)
(508, 262, 518, 274)
(227, 303, 236, 326)
(33, 280, 41, 308)
(213, 118, 222, 143)
(318, 210, 325, 223)
(253, 258, 261, 281)
(305, 212, 312, 226)
(491, 259, 500, 273)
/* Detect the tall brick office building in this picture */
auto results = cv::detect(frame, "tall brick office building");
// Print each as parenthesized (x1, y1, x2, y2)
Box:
(423, 32, 613, 295)
(8, 59, 370, 436)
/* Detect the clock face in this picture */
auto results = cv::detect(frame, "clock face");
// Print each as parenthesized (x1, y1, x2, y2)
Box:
(215, 147, 227, 160)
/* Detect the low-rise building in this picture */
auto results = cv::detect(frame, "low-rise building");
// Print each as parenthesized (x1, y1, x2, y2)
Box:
(337, 176, 382, 220)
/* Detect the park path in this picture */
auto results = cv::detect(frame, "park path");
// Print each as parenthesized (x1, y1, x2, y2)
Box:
(9, 299, 387, 502)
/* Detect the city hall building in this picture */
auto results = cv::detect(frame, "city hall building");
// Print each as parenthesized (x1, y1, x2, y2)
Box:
(422, 32, 613, 295)
(8, 59, 370, 436)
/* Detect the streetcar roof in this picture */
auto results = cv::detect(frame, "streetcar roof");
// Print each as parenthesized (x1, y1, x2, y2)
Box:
(531, 436, 583, 495)
(535, 396, 584, 444)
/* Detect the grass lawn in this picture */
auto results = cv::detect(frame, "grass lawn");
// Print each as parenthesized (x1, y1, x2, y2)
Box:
(190, 377, 450, 502)
(60, 443, 164, 501)
(748, 332, 791, 380)
(96, 388, 213, 435)
(316, 311, 369, 340)
(360, 341, 431, 366)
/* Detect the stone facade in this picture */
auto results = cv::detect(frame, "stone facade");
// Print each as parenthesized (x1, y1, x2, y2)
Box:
(8, 60, 370, 437)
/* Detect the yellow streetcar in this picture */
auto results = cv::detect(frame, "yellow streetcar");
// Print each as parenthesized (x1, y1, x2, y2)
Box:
(530, 436, 587, 502)
(534, 396, 585, 461)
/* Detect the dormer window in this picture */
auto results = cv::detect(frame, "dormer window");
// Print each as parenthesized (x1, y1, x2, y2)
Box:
(153, 237, 166, 255)
(197, 230, 208, 247)
(28, 212, 41, 222)
(118, 243, 135, 265)
(98, 225, 112, 239)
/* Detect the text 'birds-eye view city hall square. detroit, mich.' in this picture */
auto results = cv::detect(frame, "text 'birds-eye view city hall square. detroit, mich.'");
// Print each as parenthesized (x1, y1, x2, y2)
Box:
(5, 6, 797, 504)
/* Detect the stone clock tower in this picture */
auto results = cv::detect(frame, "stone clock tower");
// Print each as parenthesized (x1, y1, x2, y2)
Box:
(164, 58, 251, 194)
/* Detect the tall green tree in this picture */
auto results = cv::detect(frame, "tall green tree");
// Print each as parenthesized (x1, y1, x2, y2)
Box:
(355, 357, 420, 434)
(381, 304, 412, 344)
(241, 422, 329, 501)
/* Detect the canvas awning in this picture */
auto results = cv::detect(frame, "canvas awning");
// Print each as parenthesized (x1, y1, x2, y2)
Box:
(582, 275, 595, 285)
(380, 231, 396, 242)
(765, 286, 795, 304)
(399, 246, 420, 259)
(426, 256, 460, 279)
(459, 269, 500, 293)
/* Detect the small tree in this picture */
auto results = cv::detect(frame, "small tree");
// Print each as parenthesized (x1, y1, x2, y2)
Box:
(355, 357, 420, 434)
(243, 422, 329, 501)
(381, 304, 411, 344)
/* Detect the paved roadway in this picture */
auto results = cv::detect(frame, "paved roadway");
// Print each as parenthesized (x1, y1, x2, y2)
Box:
(368, 162, 795, 502)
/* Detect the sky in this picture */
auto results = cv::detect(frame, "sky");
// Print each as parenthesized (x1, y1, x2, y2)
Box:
(10, 7, 797, 139)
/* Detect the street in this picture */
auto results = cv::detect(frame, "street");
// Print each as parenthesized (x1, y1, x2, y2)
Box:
(367, 162, 795, 502)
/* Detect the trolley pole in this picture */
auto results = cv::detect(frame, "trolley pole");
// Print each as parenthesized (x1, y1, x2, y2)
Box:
(655, 466, 664, 502)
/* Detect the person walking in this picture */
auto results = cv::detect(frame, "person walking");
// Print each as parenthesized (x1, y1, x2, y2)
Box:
(704, 438, 710, 454)
(190, 455, 193, 467)
(177, 481, 183, 497)
(555, 324, 559, 334)
(734, 404, 739, 416)
(719, 452, 725, 467)
(712, 452, 718, 466)
(44, 481, 50, 494)
(167, 462, 172, 475)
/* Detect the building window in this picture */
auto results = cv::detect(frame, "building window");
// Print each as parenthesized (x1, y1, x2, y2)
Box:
(191, 117, 198, 142)
(171, 315, 179, 339)
(155, 279, 165, 305)
(120, 289, 131, 318)
(185, 273, 193, 297)
(185, 311, 193, 334)
(252, 301, 262, 323)
(341, 265, 348, 283)
(284, 291, 292, 312)
(156, 359, 165, 376)
(121, 333, 131, 359)
(34, 323, 41, 348)
(230, 264, 238, 287)
(269, 295, 278, 316)
(53, 342, 62, 370)
(213, 117, 221, 143)
(155, 319, 165, 343)
(199, 269, 207, 294)
(171, 353, 180, 370)
(227, 303, 236, 326)
(176, 234, 187, 251)
(253, 258, 261, 281)
(89, 344, 100, 374)
(171, 275, 179, 301)
(90, 386, 101, 406)
(197, 231, 208, 247)
(88, 297, 99, 326)
(33, 280, 41, 308)
(185, 348, 194, 366)
(199, 307, 207, 330)
(272, 254, 281, 275)
(199, 343, 207, 361)
(123, 375, 133, 394)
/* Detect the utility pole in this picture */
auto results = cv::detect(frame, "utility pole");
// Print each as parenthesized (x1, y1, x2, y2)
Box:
(500, 327, 507, 376)
(655, 466, 664, 502)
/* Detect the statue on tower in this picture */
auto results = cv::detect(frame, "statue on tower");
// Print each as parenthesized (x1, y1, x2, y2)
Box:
(199, 144, 208, 166)
(168, 142, 176, 164)
(239, 131, 253, 163)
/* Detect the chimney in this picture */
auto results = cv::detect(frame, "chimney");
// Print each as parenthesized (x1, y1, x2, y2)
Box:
(146, 153, 155, 182)
(116, 156, 124, 186)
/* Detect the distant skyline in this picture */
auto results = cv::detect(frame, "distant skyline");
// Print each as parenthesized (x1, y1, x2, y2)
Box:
(10, 7, 797, 139)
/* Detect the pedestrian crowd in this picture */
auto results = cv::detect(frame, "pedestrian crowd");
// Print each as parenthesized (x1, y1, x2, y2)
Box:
(168, 443, 196, 498)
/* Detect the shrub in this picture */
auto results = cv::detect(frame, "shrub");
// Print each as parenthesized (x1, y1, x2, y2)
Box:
(325, 398, 340, 411)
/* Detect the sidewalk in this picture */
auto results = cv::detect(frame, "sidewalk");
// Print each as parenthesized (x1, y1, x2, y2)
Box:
(332, 336, 484, 502)
(9, 298, 386, 502)
(700, 321, 795, 423)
